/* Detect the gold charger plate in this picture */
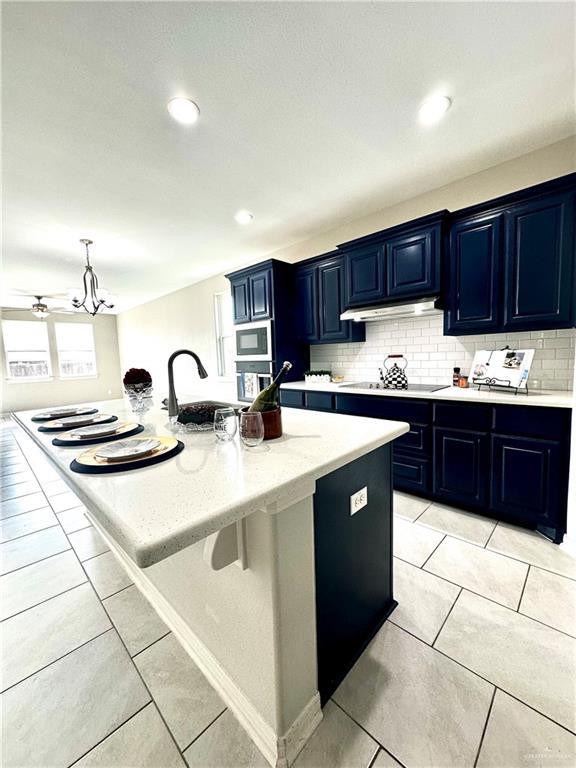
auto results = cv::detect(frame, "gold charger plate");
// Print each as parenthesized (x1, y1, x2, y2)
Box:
(75, 435, 178, 467)
(59, 422, 139, 442)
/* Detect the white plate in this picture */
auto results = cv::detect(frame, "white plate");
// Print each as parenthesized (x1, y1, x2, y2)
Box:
(56, 414, 111, 427)
(95, 438, 161, 462)
(35, 407, 93, 419)
(70, 422, 124, 438)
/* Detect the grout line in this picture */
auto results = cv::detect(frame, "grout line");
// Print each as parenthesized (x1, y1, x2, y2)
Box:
(0, 502, 51, 520)
(516, 565, 531, 612)
(331, 698, 409, 768)
(180, 707, 227, 754)
(420, 534, 446, 569)
(365, 746, 381, 768)
(0, 627, 114, 695)
(131, 630, 171, 660)
(0, 522, 61, 546)
(431, 587, 463, 646)
(388, 619, 576, 737)
(473, 687, 497, 768)
(0, 545, 72, 577)
(80, 548, 112, 564)
(0, 489, 46, 505)
(483, 521, 498, 549)
(66, 701, 153, 768)
(99, 581, 135, 602)
(1, 579, 89, 623)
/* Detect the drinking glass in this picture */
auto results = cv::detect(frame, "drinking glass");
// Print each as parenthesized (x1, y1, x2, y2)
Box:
(214, 408, 238, 442)
(239, 411, 264, 447)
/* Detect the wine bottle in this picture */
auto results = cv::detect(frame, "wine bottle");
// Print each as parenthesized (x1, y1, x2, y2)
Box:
(248, 361, 293, 412)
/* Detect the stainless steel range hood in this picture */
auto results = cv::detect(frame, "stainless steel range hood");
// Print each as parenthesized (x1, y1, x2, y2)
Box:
(340, 296, 442, 323)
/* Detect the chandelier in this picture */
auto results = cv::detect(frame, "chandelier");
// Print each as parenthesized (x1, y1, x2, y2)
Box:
(31, 296, 50, 319)
(71, 239, 114, 316)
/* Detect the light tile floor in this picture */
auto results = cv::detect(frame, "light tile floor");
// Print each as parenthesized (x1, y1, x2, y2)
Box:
(1, 421, 575, 768)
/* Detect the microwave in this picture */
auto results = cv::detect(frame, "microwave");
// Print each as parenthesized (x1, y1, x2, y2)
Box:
(234, 320, 272, 361)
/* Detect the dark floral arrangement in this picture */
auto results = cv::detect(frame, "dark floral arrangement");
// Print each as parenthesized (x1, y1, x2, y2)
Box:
(123, 368, 152, 387)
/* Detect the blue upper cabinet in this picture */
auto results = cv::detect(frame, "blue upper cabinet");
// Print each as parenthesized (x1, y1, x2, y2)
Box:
(248, 269, 272, 321)
(339, 211, 447, 308)
(386, 225, 441, 299)
(445, 175, 576, 335)
(345, 245, 385, 306)
(444, 213, 503, 334)
(503, 191, 575, 330)
(295, 265, 319, 342)
(227, 264, 272, 324)
(295, 255, 365, 344)
(231, 277, 251, 324)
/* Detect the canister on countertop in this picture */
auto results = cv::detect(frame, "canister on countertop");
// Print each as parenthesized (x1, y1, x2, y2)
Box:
(453, 367, 461, 386)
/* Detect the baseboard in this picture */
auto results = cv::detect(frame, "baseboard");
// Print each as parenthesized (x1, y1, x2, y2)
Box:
(90, 517, 322, 767)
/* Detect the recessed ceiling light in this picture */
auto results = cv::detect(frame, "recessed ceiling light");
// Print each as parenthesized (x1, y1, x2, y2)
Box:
(234, 210, 254, 225)
(167, 97, 200, 125)
(418, 95, 451, 126)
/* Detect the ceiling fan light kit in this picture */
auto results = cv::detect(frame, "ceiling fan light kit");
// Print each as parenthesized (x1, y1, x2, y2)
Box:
(71, 239, 115, 316)
(31, 296, 50, 319)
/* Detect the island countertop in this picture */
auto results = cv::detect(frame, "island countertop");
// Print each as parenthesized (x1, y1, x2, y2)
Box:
(13, 399, 408, 568)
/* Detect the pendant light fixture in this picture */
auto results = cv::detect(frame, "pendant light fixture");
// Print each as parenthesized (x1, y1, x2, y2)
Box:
(71, 239, 114, 315)
(30, 296, 49, 319)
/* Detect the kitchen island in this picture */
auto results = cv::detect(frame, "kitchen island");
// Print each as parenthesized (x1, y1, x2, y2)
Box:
(13, 399, 408, 768)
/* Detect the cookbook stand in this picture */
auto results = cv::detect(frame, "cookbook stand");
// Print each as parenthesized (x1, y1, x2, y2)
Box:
(472, 377, 529, 396)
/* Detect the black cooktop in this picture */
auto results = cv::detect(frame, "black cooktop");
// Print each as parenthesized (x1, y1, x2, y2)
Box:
(346, 382, 448, 392)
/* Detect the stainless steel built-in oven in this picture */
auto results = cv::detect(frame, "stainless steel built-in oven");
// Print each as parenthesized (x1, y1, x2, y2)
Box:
(234, 321, 272, 361)
(236, 361, 273, 403)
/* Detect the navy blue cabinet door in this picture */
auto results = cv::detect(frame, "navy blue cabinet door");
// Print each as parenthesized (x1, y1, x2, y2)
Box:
(503, 192, 575, 330)
(248, 270, 272, 321)
(318, 258, 350, 342)
(491, 435, 563, 534)
(445, 214, 502, 334)
(231, 278, 250, 324)
(345, 245, 385, 306)
(386, 227, 439, 299)
(433, 427, 488, 508)
(295, 267, 319, 342)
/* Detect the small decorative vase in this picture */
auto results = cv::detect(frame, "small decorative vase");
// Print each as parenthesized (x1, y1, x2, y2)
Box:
(241, 406, 282, 440)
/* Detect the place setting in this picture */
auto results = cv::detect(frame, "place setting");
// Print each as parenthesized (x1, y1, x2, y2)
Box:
(37, 413, 118, 432)
(31, 406, 98, 423)
(51, 420, 145, 447)
(70, 435, 184, 474)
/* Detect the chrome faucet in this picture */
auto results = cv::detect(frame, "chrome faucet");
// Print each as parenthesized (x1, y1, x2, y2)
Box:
(167, 350, 208, 418)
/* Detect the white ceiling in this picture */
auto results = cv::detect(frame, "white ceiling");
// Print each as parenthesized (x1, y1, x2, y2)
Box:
(2, 1, 575, 312)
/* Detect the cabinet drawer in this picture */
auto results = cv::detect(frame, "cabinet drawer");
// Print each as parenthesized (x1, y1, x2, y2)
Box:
(394, 423, 430, 454)
(393, 452, 429, 493)
(279, 389, 304, 408)
(336, 394, 429, 423)
(305, 391, 335, 412)
(433, 402, 492, 431)
(493, 405, 571, 441)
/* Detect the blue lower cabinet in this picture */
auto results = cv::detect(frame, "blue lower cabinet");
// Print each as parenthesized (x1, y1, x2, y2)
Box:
(279, 389, 305, 408)
(305, 391, 335, 411)
(433, 427, 489, 508)
(393, 452, 430, 493)
(491, 434, 565, 540)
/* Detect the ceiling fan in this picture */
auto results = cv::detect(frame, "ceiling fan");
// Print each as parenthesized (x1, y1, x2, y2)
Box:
(2, 291, 78, 319)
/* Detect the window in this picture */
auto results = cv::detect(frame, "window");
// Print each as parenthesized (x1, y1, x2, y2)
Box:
(2, 320, 52, 380)
(55, 323, 97, 378)
(214, 292, 234, 378)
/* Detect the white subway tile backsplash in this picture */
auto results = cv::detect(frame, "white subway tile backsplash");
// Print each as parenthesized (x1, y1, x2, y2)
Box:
(310, 317, 575, 391)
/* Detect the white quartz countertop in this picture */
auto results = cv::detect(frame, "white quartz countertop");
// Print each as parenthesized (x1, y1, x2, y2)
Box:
(14, 399, 408, 568)
(281, 381, 574, 408)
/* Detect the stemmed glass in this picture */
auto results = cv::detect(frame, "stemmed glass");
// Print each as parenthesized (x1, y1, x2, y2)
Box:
(214, 408, 238, 442)
(239, 412, 264, 447)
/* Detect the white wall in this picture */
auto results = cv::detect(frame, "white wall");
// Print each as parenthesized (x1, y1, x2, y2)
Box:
(311, 318, 575, 391)
(116, 273, 235, 403)
(0, 310, 122, 413)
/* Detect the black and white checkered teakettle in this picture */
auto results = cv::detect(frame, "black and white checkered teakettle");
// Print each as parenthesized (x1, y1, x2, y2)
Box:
(380, 355, 408, 389)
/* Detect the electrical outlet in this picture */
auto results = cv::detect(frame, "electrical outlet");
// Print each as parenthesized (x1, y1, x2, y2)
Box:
(350, 486, 368, 515)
